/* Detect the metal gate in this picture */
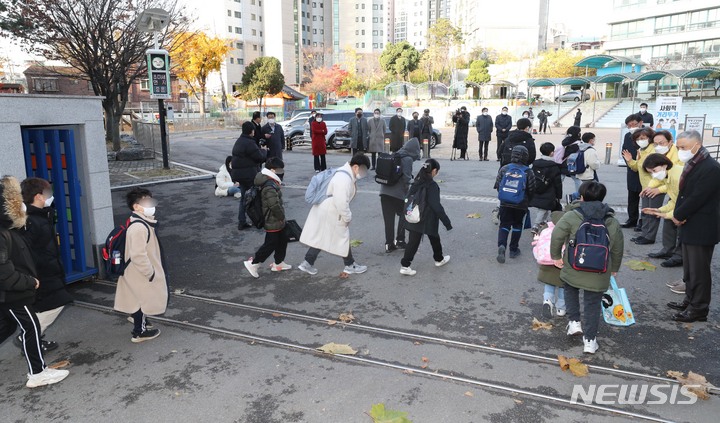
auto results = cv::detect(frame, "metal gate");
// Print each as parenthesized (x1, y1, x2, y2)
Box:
(22, 128, 98, 283)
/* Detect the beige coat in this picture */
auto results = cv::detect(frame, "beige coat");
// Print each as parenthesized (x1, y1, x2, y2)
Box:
(367, 117, 387, 153)
(300, 162, 357, 256)
(114, 212, 168, 315)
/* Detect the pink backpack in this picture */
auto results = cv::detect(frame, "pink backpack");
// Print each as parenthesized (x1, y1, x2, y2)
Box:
(532, 222, 558, 265)
(553, 145, 565, 164)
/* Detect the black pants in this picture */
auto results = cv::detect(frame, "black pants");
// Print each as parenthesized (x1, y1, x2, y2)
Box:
(497, 207, 525, 250)
(626, 190, 640, 225)
(401, 230, 443, 267)
(253, 230, 289, 265)
(479, 139, 490, 159)
(539, 120, 547, 133)
(0, 305, 45, 374)
(682, 244, 715, 316)
(313, 155, 327, 172)
(659, 220, 682, 259)
(305, 247, 354, 266)
(496, 135, 508, 159)
(380, 195, 406, 246)
(564, 283, 604, 341)
(237, 180, 253, 226)
(351, 147, 367, 157)
(131, 309, 148, 334)
(371, 152, 377, 168)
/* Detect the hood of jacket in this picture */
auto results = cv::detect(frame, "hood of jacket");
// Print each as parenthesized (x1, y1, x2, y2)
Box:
(255, 168, 282, 186)
(0, 176, 26, 230)
(532, 157, 558, 169)
(510, 145, 529, 164)
(573, 200, 613, 220)
(506, 129, 534, 145)
(578, 142, 593, 152)
(398, 138, 421, 161)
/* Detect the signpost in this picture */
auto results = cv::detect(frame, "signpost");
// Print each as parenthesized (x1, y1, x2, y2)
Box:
(684, 114, 706, 141)
(654, 96, 681, 140)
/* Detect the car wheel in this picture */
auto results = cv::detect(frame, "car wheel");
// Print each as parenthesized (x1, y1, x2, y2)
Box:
(574, 97, 580, 102)
(291, 134, 305, 146)
(430, 135, 437, 149)
(328, 135, 337, 150)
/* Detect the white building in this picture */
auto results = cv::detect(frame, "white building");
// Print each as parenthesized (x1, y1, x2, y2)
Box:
(392, 0, 450, 50)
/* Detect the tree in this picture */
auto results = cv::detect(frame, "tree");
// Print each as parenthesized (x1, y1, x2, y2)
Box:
(302, 46, 333, 83)
(426, 19, 463, 84)
(237, 56, 285, 109)
(1, 0, 189, 151)
(338, 73, 366, 96)
(172, 32, 230, 115)
(466, 59, 491, 85)
(529, 49, 591, 78)
(304, 65, 348, 106)
(379, 41, 420, 81)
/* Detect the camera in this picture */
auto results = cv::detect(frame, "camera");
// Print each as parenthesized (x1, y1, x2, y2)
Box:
(546, 112, 553, 116)
(259, 139, 267, 147)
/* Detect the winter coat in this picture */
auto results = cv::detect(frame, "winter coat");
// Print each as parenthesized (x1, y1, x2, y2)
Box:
(495, 113, 513, 139)
(576, 143, 601, 181)
(626, 143, 656, 189)
(621, 132, 642, 192)
(367, 116, 387, 153)
(261, 123, 285, 160)
(252, 120, 263, 146)
(639, 110, 654, 127)
(538, 111, 548, 123)
(231, 134, 267, 184)
(550, 201, 624, 293)
(529, 158, 562, 211)
(0, 176, 37, 307)
(499, 130, 536, 166)
(114, 212, 168, 316)
(388, 115, 407, 152)
(255, 169, 285, 232)
(420, 116, 434, 140)
(495, 162, 537, 210)
(300, 162, 357, 256)
(404, 179, 451, 237)
(406, 118, 424, 141)
(452, 111, 470, 149)
(673, 149, 720, 246)
(348, 116, 369, 150)
(560, 136, 581, 176)
(311, 120, 328, 156)
(24, 205, 72, 312)
(653, 164, 683, 219)
(573, 110, 582, 127)
(215, 164, 235, 197)
(475, 115, 494, 141)
(379, 138, 421, 201)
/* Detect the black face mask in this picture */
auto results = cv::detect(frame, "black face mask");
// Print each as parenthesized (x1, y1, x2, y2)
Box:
(356, 113, 363, 118)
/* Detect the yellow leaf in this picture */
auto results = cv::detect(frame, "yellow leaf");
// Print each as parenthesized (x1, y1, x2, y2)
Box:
(625, 260, 657, 271)
(464, 391, 474, 397)
(48, 360, 70, 369)
(466, 213, 482, 219)
(338, 313, 355, 323)
(532, 318, 553, 331)
(327, 320, 337, 325)
(558, 355, 589, 377)
(667, 370, 716, 400)
(271, 312, 283, 318)
(317, 342, 358, 355)
(350, 239, 363, 247)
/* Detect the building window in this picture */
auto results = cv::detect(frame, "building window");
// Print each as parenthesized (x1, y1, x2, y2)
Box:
(33, 78, 59, 92)
(251, 14, 256, 20)
(362, 42, 365, 48)
(610, 19, 643, 40)
(259, 16, 262, 22)
(252, 29, 257, 35)
(260, 31, 263, 36)
(313, 16, 317, 21)
(254, 44, 258, 51)
(236, 42, 244, 49)
(236, 27, 242, 34)
(239, 58, 244, 65)
(313, 42, 318, 47)
(313, 29, 317, 34)
(228, 26, 233, 32)
(362, 29, 365, 35)
(235, 11, 241, 18)
(355, 30, 359, 35)
(230, 57, 234, 64)
(140, 79, 149, 91)
(227, 9, 231, 16)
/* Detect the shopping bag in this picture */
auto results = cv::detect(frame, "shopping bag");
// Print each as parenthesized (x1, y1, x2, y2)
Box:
(601, 276, 636, 326)
(284, 220, 302, 243)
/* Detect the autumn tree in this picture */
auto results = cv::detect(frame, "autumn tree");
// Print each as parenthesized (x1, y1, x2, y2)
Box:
(302, 46, 333, 83)
(237, 56, 285, 109)
(338, 73, 367, 96)
(530, 49, 591, 78)
(172, 32, 230, 115)
(1, 0, 189, 151)
(305, 65, 348, 106)
(379, 41, 420, 81)
(426, 19, 463, 83)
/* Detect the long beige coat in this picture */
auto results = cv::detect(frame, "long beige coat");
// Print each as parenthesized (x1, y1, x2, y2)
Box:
(114, 212, 168, 315)
(300, 162, 357, 257)
(367, 117, 387, 153)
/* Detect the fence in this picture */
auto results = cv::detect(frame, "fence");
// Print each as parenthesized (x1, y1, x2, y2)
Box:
(131, 119, 169, 159)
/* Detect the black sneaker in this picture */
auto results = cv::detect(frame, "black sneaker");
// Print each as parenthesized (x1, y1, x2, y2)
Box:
(385, 244, 397, 253)
(509, 248, 521, 258)
(497, 246, 506, 264)
(238, 223, 252, 231)
(41, 340, 58, 352)
(131, 329, 161, 343)
(395, 240, 407, 249)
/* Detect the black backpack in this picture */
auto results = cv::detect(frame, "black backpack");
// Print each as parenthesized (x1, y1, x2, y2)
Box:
(102, 216, 150, 277)
(501, 140, 522, 165)
(568, 208, 611, 273)
(531, 166, 551, 194)
(244, 180, 275, 229)
(375, 152, 403, 185)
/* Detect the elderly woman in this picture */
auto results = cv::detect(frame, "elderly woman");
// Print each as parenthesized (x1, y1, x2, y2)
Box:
(622, 127, 660, 245)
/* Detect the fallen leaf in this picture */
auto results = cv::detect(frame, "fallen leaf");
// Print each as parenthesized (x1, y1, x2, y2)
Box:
(464, 391, 474, 397)
(532, 318, 553, 331)
(338, 313, 355, 323)
(466, 213, 482, 219)
(349, 239, 363, 248)
(368, 403, 411, 423)
(173, 288, 185, 294)
(339, 272, 350, 279)
(271, 312, 283, 318)
(667, 370, 716, 400)
(421, 357, 429, 362)
(403, 369, 414, 375)
(613, 364, 620, 369)
(519, 299, 527, 305)
(558, 355, 589, 377)
(625, 260, 656, 271)
(48, 360, 70, 369)
(514, 399, 523, 404)
(688, 336, 695, 340)
(327, 320, 337, 325)
(316, 342, 358, 355)
(413, 341, 421, 345)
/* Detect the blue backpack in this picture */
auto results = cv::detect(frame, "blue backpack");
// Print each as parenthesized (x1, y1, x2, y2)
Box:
(568, 208, 610, 273)
(498, 163, 528, 205)
(566, 150, 588, 175)
(305, 168, 351, 205)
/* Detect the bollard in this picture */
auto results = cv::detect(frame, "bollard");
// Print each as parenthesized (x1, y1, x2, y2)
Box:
(286, 136, 293, 151)
(422, 138, 429, 159)
(605, 142, 613, 165)
(384, 137, 390, 153)
(403, 130, 409, 145)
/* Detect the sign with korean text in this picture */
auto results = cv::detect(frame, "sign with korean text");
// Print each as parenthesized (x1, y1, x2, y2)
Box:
(654, 97, 681, 140)
(146, 49, 171, 100)
(683, 115, 706, 141)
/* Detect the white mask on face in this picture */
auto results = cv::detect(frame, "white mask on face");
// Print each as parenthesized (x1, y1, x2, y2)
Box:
(640, 108, 647, 113)
(374, 113, 380, 118)
(316, 117, 322, 122)
(143, 206, 156, 217)
(268, 119, 275, 125)
(396, 112, 402, 117)
(654, 145, 669, 154)
(502, 111, 507, 115)
(482, 112, 488, 116)
(628, 127, 639, 134)
(637, 139, 649, 149)
(44, 196, 54, 207)
(651, 170, 667, 180)
(678, 147, 696, 163)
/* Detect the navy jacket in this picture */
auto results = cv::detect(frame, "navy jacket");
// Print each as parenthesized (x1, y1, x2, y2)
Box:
(621, 132, 642, 192)
(495, 114, 513, 139)
(475, 115, 494, 141)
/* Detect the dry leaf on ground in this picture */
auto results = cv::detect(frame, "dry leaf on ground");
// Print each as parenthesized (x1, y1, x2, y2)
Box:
(667, 370, 716, 400)
(532, 318, 553, 331)
(466, 213, 482, 219)
(339, 272, 350, 279)
(558, 355, 589, 377)
(338, 313, 355, 323)
(464, 391, 474, 397)
(368, 403, 411, 423)
(316, 342, 358, 355)
(327, 320, 337, 325)
(625, 260, 657, 271)
(271, 312, 283, 318)
(48, 360, 70, 369)
(349, 239, 363, 247)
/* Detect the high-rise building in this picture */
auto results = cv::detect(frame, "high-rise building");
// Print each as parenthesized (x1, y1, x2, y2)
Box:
(392, 0, 450, 50)
(334, 0, 387, 58)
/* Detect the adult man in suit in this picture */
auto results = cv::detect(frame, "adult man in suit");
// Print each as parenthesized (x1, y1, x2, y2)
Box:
(388, 108, 406, 152)
(495, 106, 512, 161)
(667, 130, 720, 323)
(348, 107, 369, 156)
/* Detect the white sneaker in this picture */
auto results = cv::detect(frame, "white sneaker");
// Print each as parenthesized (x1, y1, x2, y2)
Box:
(26, 367, 69, 388)
(583, 337, 599, 354)
(298, 260, 318, 275)
(244, 259, 260, 278)
(567, 320, 583, 336)
(400, 266, 417, 276)
(434, 255, 450, 267)
(542, 300, 554, 319)
(270, 262, 292, 272)
(556, 308, 567, 317)
(233, 192, 243, 199)
(343, 263, 368, 274)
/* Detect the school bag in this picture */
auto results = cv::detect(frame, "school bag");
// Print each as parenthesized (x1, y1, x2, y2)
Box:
(566, 149, 588, 176)
(497, 163, 528, 205)
(568, 208, 610, 273)
(404, 185, 427, 224)
(305, 168, 351, 205)
(532, 222, 555, 265)
(531, 167, 551, 194)
(374, 153, 403, 185)
(244, 180, 275, 229)
(102, 216, 150, 277)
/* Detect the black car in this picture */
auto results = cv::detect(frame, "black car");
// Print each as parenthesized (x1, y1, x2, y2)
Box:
(333, 116, 442, 150)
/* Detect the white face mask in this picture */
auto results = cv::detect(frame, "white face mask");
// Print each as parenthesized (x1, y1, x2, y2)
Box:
(654, 145, 669, 154)
(316, 117, 322, 122)
(396, 112, 402, 117)
(482, 112, 488, 116)
(640, 108, 647, 113)
(143, 206, 156, 217)
(628, 127, 639, 134)
(651, 170, 667, 180)
(501, 111, 507, 115)
(44, 196, 54, 207)
(374, 113, 380, 118)
(637, 139, 649, 149)
(678, 148, 695, 163)
(268, 119, 275, 125)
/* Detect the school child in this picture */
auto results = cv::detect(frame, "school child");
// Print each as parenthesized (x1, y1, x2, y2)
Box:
(532, 211, 566, 318)
(529, 142, 562, 233)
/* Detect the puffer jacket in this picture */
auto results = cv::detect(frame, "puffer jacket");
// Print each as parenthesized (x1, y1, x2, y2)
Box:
(576, 143, 601, 181)
(495, 146, 537, 210)
(379, 138, 422, 201)
(550, 201, 624, 292)
(255, 169, 285, 232)
(529, 157, 562, 211)
(500, 129, 536, 166)
(215, 164, 235, 197)
(0, 176, 37, 307)
(231, 134, 267, 184)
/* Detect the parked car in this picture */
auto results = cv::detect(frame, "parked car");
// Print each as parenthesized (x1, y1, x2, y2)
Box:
(301, 110, 358, 148)
(332, 116, 442, 150)
(282, 116, 313, 146)
(328, 96, 357, 105)
(555, 91, 591, 102)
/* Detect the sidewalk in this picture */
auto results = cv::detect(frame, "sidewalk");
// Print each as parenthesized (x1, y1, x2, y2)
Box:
(108, 158, 214, 189)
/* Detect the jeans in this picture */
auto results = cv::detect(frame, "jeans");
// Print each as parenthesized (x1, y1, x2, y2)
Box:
(313, 155, 327, 171)
(564, 283, 604, 341)
(401, 230, 443, 267)
(498, 207, 526, 250)
(532, 208, 552, 226)
(252, 230, 288, 265)
(305, 247, 355, 266)
(227, 186, 241, 196)
(544, 284, 565, 311)
(237, 181, 253, 225)
(381, 195, 406, 246)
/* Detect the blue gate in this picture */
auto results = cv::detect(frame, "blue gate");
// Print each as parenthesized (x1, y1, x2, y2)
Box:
(22, 128, 98, 283)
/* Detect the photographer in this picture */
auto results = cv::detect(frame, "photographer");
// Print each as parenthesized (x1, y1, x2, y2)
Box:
(452, 106, 470, 160)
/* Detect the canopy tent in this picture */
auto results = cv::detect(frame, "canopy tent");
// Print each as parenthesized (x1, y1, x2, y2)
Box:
(574, 54, 646, 69)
